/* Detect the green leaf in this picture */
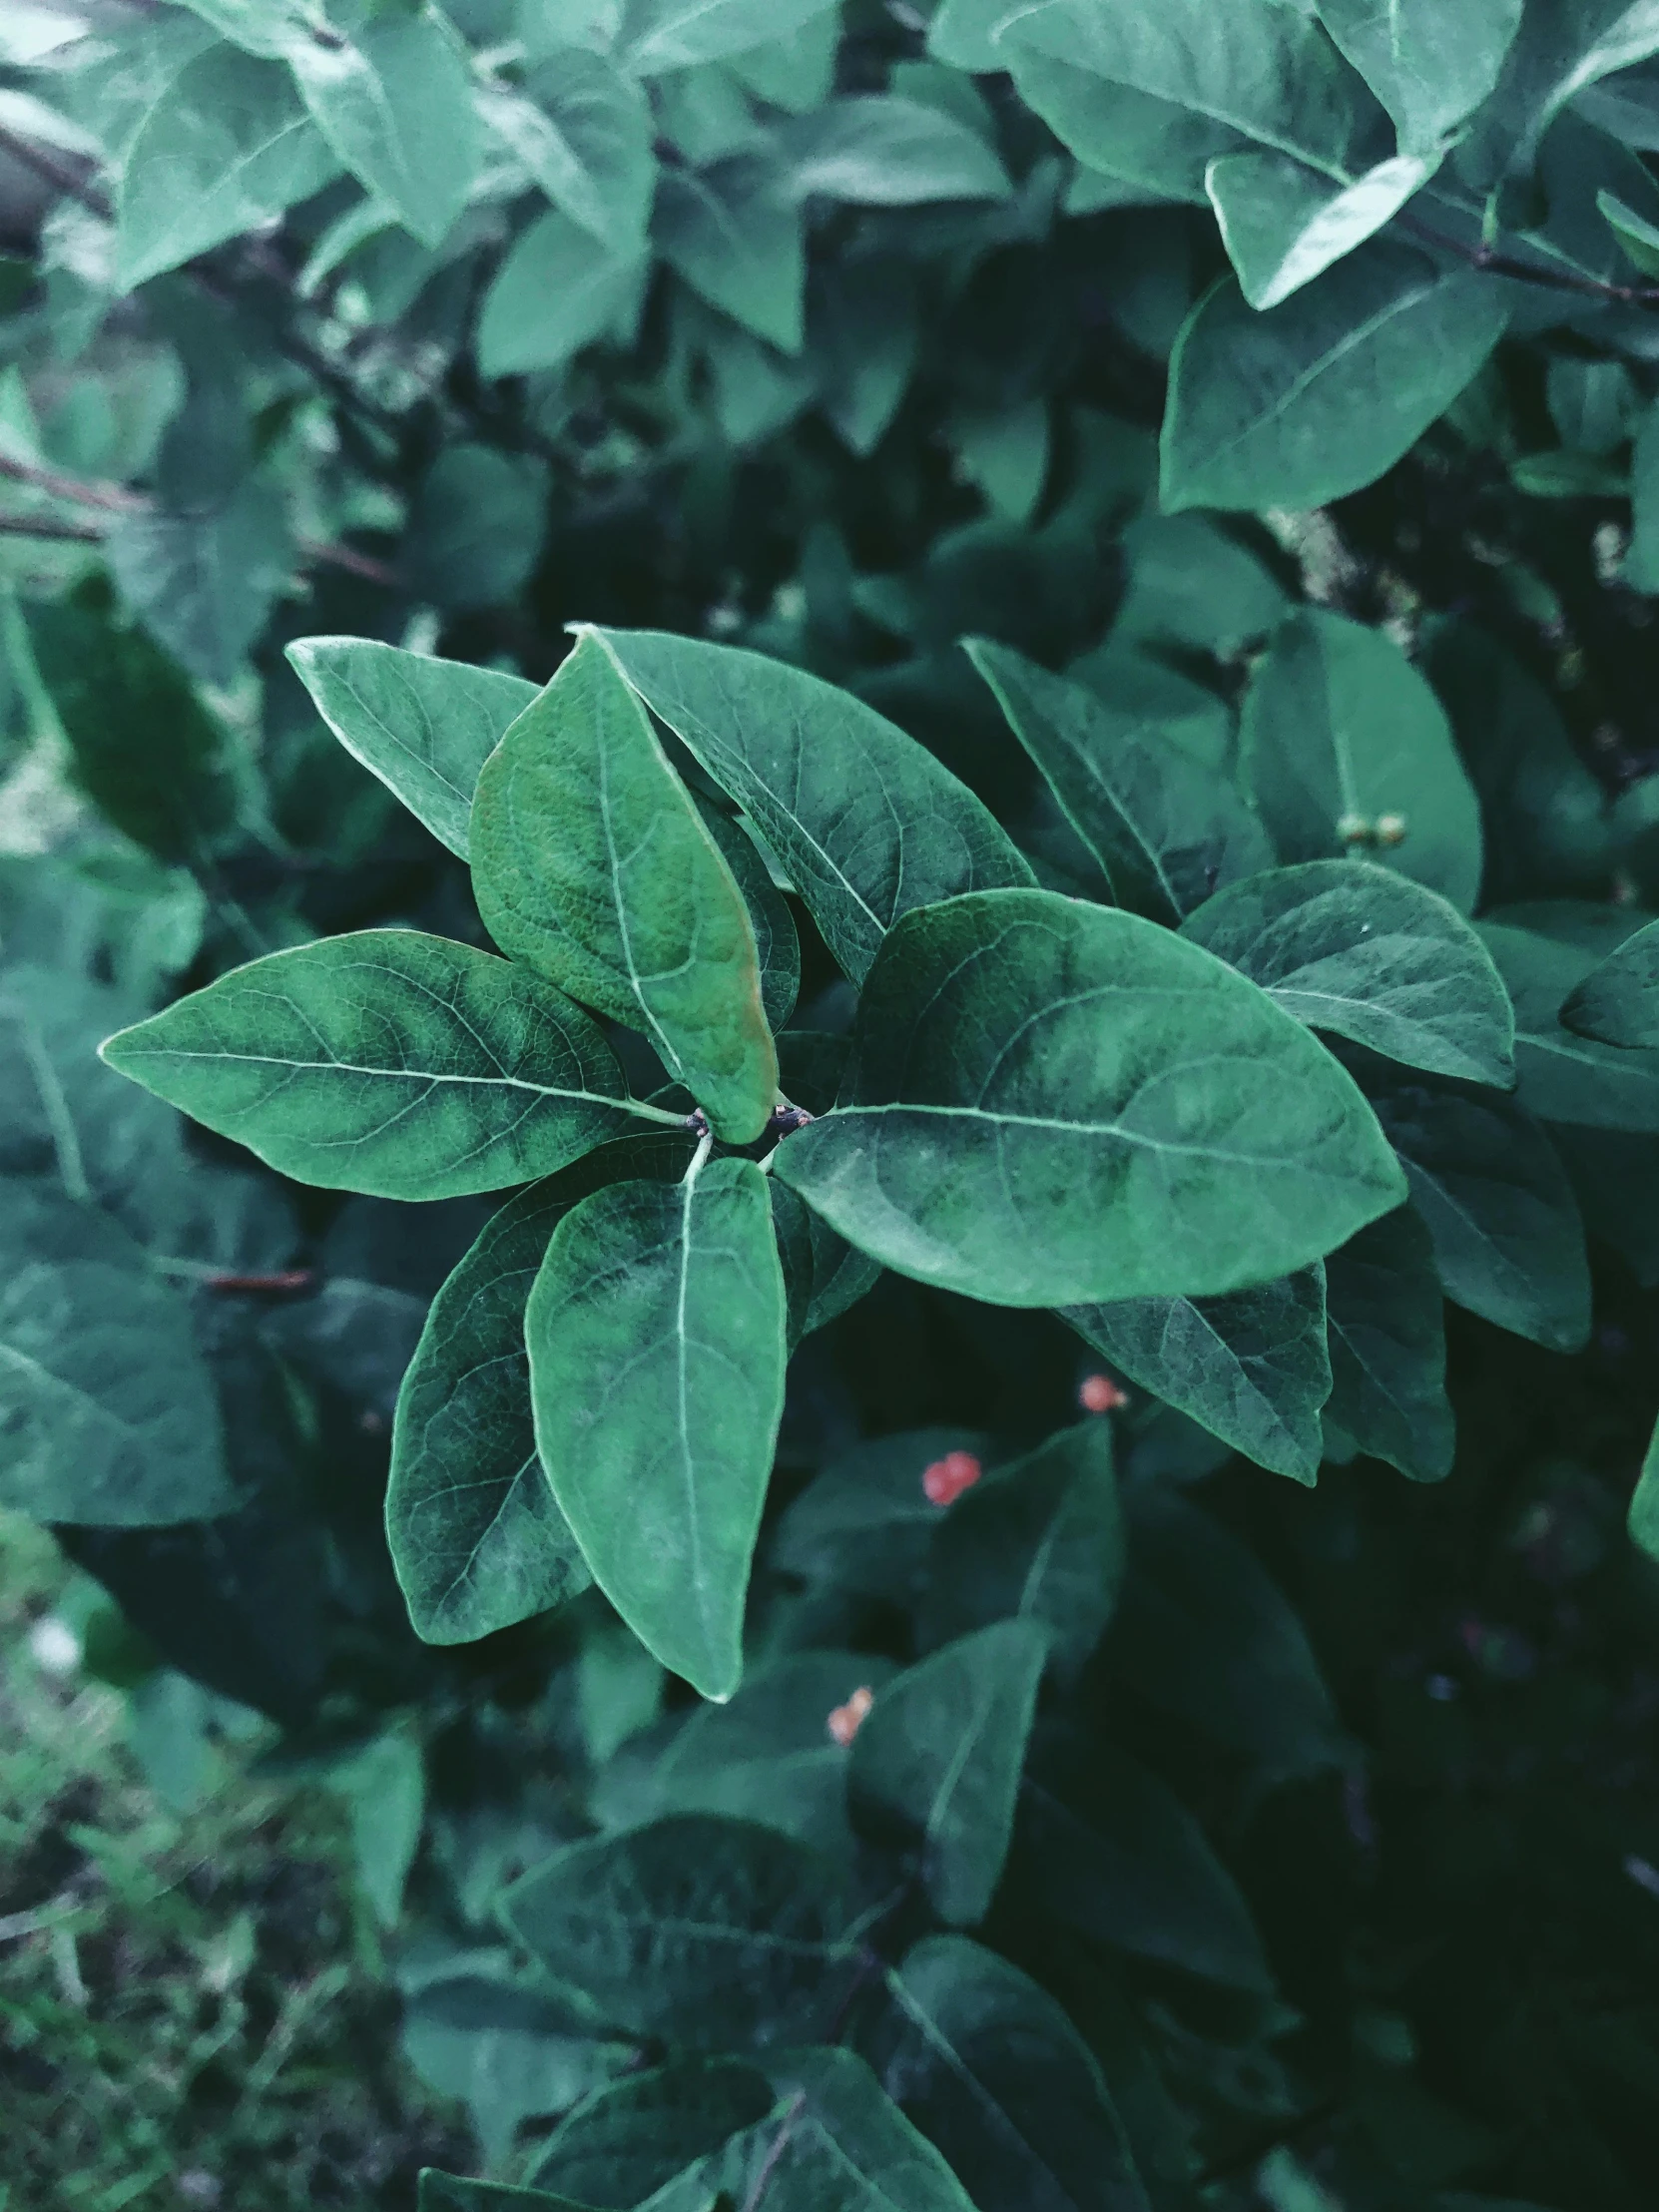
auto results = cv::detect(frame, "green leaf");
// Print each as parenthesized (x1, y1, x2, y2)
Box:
(478, 49, 655, 254)
(655, 158, 806, 353)
(286, 4, 480, 248)
(1006, 55, 1233, 204)
(100, 929, 646, 1201)
(589, 627, 1032, 985)
(1562, 914, 1659, 1045)
(106, 478, 292, 691)
(1481, 917, 1659, 1130)
(27, 592, 239, 862)
(527, 2059, 777, 2206)
(525, 1154, 786, 1701)
(1240, 611, 1485, 913)
(477, 212, 645, 379)
(388, 1135, 692, 1647)
(645, 2046, 977, 2212)
(472, 633, 778, 1142)
(811, 255, 919, 456)
(1323, 1204, 1454, 1482)
(993, 0, 1388, 178)
(774, 889, 1406, 1309)
(772, 1180, 882, 1352)
(646, 1650, 897, 1853)
(1632, 1414, 1659, 1564)
(693, 797, 800, 1033)
(1181, 859, 1514, 1082)
(500, 1814, 855, 2043)
(1462, 0, 1659, 175)
(1315, 0, 1523, 150)
(1064, 1266, 1331, 1487)
(285, 636, 537, 861)
(773, 1426, 992, 1603)
(404, 443, 550, 612)
(918, 1421, 1125, 1683)
(620, 0, 841, 73)
(850, 1618, 1048, 1927)
(327, 1724, 424, 1927)
(784, 97, 1011, 205)
(1111, 1487, 1348, 1777)
(1598, 185, 1659, 277)
(420, 2176, 591, 2212)
(1359, 1058, 1592, 1353)
(1161, 247, 1509, 514)
(876, 1936, 1150, 2212)
(0, 1181, 234, 1526)
(1015, 1724, 1274, 1993)
(1206, 149, 1438, 310)
(115, 44, 338, 289)
(967, 640, 1272, 924)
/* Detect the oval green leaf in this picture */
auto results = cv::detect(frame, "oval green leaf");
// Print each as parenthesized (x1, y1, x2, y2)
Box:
(473, 633, 778, 1144)
(100, 929, 646, 1200)
(589, 626, 1033, 984)
(525, 1154, 787, 1701)
(1562, 913, 1659, 1046)
(774, 889, 1406, 1309)
(1181, 858, 1514, 1083)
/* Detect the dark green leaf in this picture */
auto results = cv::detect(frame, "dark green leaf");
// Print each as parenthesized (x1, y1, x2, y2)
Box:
(621, 0, 841, 73)
(525, 1155, 786, 1700)
(404, 444, 550, 612)
(1064, 1266, 1331, 1486)
(773, 1426, 992, 1603)
(0, 1181, 233, 1526)
(967, 640, 1272, 923)
(387, 1134, 691, 1646)
(1359, 1057, 1592, 1353)
(877, 1935, 1150, 2212)
(286, 3, 479, 248)
(1633, 1415, 1659, 1564)
(1015, 1724, 1274, 1993)
(101, 929, 647, 1200)
(500, 1814, 854, 2043)
(106, 478, 291, 691)
(1181, 859, 1513, 1081)
(590, 627, 1032, 984)
(693, 797, 800, 1034)
(919, 1421, 1124, 1681)
(285, 636, 537, 860)
(1323, 1204, 1454, 1482)
(473, 634, 777, 1142)
(772, 1181, 882, 1351)
(1162, 248, 1509, 514)
(1240, 612, 1485, 913)
(479, 49, 654, 253)
(419, 2173, 592, 2211)
(1111, 1487, 1348, 1777)
(1481, 916, 1659, 1130)
(1562, 914, 1659, 1045)
(784, 97, 1010, 205)
(774, 890, 1406, 1308)
(527, 2059, 777, 2205)
(850, 1619, 1048, 1926)
(655, 159, 806, 353)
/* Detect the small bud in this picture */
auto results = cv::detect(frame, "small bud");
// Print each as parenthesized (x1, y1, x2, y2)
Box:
(1079, 1373, 1128, 1414)
(1375, 812, 1407, 846)
(1336, 813, 1372, 845)
(922, 1449, 982, 1505)
(827, 1685, 874, 1745)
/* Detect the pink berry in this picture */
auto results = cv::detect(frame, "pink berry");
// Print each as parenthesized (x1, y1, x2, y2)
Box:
(1079, 1374, 1128, 1413)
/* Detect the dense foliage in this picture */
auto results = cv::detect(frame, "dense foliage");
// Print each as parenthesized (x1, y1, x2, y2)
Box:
(5, 2, 1659, 2208)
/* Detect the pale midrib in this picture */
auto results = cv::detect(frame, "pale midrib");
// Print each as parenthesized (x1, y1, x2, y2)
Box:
(836, 1097, 1341, 1167)
(675, 1164, 710, 1652)
(121, 1044, 659, 1121)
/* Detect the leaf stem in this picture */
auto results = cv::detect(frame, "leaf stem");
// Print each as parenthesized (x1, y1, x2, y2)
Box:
(683, 1128, 715, 1183)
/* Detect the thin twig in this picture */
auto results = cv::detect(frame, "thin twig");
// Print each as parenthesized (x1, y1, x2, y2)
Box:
(0, 123, 110, 219)
(0, 451, 146, 513)
(0, 513, 103, 544)
(1399, 210, 1659, 307)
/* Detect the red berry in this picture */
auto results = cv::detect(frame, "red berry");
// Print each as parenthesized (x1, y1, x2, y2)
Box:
(922, 1449, 982, 1504)
(827, 1684, 874, 1745)
(1079, 1373, 1128, 1414)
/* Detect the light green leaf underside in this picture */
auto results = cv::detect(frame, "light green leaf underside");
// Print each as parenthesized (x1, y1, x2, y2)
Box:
(1182, 858, 1513, 1083)
(286, 636, 537, 860)
(589, 626, 1032, 984)
(774, 889, 1406, 1309)
(526, 1155, 787, 1701)
(101, 929, 643, 1201)
(472, 633, 777, 1143)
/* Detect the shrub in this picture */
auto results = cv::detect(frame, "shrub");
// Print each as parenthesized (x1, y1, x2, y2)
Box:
(2, 3, 1659, 2208)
